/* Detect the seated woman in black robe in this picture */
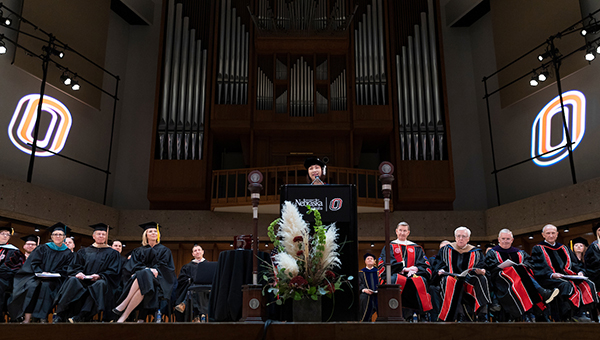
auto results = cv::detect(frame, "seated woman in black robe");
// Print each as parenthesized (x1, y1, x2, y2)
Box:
(112, 222, 175, 322)
(0, 226, 26, 319)
(8, 222, 74, 323)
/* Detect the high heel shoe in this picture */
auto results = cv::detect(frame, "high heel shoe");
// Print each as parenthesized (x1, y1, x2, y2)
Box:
(112, 308, 124, 317)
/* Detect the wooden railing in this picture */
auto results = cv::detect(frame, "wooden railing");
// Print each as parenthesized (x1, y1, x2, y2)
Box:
(211, 165, 383, 209)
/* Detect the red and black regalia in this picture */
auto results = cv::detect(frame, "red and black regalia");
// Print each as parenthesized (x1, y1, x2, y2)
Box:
(54, 244, 122, 320)
(8, 242, 74, 320)
(359, 265, 378, 321)
(531, 241, 598, 319)
(378, 240, 433, 312)
(483, 245, 546, 319)
(118, 243, 176, 315)
(433, 243, 491, 321)
(0, 243, 26, 316)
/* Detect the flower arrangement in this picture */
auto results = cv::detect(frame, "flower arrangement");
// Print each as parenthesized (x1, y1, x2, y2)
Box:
(264, 201, 352, 304)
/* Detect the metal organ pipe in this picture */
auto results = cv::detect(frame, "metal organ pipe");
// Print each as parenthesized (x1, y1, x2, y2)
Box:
(394, 5, 445, 161)
(157, 1, 208, 161)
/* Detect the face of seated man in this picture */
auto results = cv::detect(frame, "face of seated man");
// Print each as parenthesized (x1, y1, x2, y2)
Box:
(395, 224, 410, 241)
(64, 237, 74, 250)
(542, 225, 558, 244)
(23, 241, 37, 254)
(112, 241, 122, 253)
(498, 232, 513, 249)
(364, 255, 375, 269)
(192, 245, 204, 261)
(455, 230, 470, 248)
(93, 230, 107, 245)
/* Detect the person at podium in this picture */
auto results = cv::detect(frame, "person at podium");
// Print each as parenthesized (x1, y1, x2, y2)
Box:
(304, 157, 326, 185)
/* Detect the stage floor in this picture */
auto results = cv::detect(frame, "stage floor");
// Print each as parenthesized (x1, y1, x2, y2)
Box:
(4, 322, 599, 340)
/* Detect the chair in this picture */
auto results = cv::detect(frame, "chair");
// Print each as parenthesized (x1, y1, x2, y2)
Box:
(184, 262, 217, 322)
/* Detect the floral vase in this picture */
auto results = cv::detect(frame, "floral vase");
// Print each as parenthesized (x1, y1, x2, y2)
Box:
(293, 297, 322, 322)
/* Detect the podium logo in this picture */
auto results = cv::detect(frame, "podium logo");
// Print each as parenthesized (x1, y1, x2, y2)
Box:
(8, 94, 72, 157)
(329, 198, 343, 211)
(531, 90, 585, 167)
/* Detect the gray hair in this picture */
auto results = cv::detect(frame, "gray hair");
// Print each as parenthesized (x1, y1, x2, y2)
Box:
(542, 224, 557, 233)
(454, 226, 471, 237)
(397, 221, 410, 230)
(498, 228, 513, 238)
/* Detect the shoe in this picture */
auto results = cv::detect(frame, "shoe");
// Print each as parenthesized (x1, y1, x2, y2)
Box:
(540, 288, 560, 303)
(39, 318, 48, 323)
(175, 302, 186, 313)
(476, 313, 489, 322)
(68, 316, 81, 323)
(489, 303, 501, 312)
(112, 307, 124, 317)
(52, 315, 63, 324)
(571, 315, 592, 323)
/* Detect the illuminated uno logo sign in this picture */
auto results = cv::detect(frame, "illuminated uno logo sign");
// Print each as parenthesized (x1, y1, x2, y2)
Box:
(8, 94, 72, 157)
(531, 90, 585, 167)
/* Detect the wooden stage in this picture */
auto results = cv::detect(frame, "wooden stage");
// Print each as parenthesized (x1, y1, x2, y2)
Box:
(4, 322, 599, 340)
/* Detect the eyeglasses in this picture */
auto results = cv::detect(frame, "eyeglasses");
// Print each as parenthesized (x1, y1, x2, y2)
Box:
(51, 233, 65, 237)
(455, 235, 469, 239)
(0, 232, 10, 237)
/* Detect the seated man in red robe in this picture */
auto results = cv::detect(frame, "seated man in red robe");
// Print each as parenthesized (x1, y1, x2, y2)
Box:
(433, 226, 491, 322)
(484, 228, 558, 321)
(378, 222, 432, 320)
(530, 224, 597, 322)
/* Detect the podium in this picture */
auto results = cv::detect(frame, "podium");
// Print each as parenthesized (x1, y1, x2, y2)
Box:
(280, 184, 359, 321)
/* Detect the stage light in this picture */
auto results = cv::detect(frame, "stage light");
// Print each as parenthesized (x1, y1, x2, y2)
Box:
(0, 10, 11, 26)
(581, 23, 600, 36)
(42, 45, 65, 59)
(60, 71, 71, 85)
(528, 235, 533, 240)
(530, 75, 539, 87)
(537, 48, 559, 62)
(538, 70, 549, 82)
(71, 79, 80, 91)
(564, 228, 569, 233)
(34, 228, 40, 232)
(585, 45, 596, 61)
(0, 41, 6, 55)
(370, 242, 375, 247)
(596, 44, 600, 55)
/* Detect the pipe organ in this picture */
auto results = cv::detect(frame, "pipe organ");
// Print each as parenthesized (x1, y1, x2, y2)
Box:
(158, 0, 208, 160)
(150, 0, 454, 210)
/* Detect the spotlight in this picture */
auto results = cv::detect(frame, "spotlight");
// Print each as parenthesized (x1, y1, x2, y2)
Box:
(60, 72, 71, 85)
(0, 10, 10, 26)
(71, 79, 80, 91)
(538, 70, 549, 82)
(0, 41, 6, 55)
(537, 48, 559, 62)
(265, 242, 268, 248)
(42, 45, 65, 59)
(585, 45, 596, 61)
(530, 75, 539, 87)
(370, 242, 375, 248)
(596, 44, 600, 55)
(34, 228, 40, 232)
(581, 23, 600, 36)
(528, 235, 533, 240)
(564, 228, 569, 233)
(230, 242, 233, 247)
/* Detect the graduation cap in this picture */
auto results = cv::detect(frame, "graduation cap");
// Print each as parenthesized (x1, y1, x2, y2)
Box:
(304, 157, 325, 170)
(593, 222, 600, 236)
(49, 222, 70, 235)
(139, 221, 161, 243)
(21, 234, 39, 245)
(89, 223, 111, 232)
(363, 252, 376, 260)
(571, 237, 589, 248)
(0, 225, 14, 235)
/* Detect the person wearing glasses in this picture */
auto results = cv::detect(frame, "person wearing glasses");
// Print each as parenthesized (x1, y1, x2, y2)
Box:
(432, 226, 491, 322)
(8, 222, 74, 323)
(0, 226, 26, 320)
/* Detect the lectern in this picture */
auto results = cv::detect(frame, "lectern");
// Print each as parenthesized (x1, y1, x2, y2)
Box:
(280, 184, 359, 321)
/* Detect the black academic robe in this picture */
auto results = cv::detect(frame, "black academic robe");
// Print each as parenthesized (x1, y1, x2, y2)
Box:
(483, 246, 545, 318)
(531, 241, 598, 313)
(118, 244, 176, 312)
(433, 244, 491, 321)
(378, 242, 433, 312)
(358, 267, 378, 321)
(0, 245, 26, 314)
(584, 240, 600, 288)
(8, 244, 74, 319)
(54, 245, 122, 317)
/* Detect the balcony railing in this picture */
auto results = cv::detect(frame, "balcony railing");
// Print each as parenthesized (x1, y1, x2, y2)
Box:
(211, 165, 383, 209)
